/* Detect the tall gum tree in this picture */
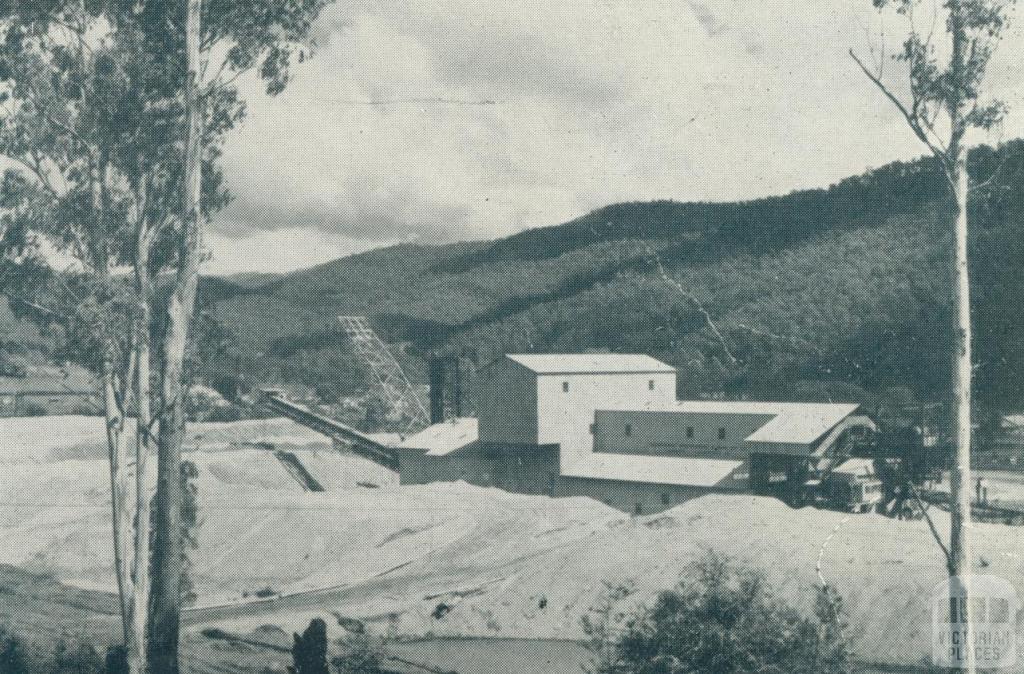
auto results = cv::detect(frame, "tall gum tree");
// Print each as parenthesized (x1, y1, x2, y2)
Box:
(0, 2, 331, 672)
(0, 6, 177, 672)
(852, 2, 1017, 672)
(145, 3, 332, 673)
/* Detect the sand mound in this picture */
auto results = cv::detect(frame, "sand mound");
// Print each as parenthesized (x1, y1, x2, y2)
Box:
(3, 417, 1023, 669)
(0, 415, 331, 464)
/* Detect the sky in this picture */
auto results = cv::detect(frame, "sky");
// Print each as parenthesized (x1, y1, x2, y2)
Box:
(202, 0, 1024, 275)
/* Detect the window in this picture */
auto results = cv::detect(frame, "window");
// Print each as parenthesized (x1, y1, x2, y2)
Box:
(718, 427, 726, 440)
(634, 503, 643, 515)
(624, 424, 632, 437)
(648, 380, 655, 390)
(661, 493, 670, 506)
(562, 381, 570, 392)
(686, 426, 694, 439)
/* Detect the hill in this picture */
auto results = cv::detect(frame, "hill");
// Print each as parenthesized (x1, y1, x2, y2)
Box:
(210, 141, 1024, 411)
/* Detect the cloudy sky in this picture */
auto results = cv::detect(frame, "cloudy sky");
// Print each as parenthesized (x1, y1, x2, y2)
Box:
(203, 0, 1024, 275)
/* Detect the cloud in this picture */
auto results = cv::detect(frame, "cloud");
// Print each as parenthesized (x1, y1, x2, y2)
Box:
(203, 227, 393, 277)
(206, 0, 1024, 274)
(688, 1, 728, 37)
(215, 171, 472, 241)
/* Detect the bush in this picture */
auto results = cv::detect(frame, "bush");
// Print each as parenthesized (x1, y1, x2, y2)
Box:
(0, 626, 28, 674)
(49, 640, 103, 674)
(583, 553, 851, 674)
(22, 402, 48, 416)
(291, 618, 329, 674)
(332, 634, 385, 674)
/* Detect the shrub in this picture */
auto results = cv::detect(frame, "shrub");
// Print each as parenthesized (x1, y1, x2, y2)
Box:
(103, 646, 127, 674)
(332, 634, 385, 674)
(583, 553, 852, 674)
(291, 618, 329, 674)
(22, 402, 48, 416)
(49, 640, 103, 674)
(0, 626, 28, 674)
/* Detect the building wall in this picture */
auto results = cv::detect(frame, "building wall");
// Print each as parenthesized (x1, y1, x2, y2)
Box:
(593, 409, 775, 460)
(476, 360, 539, 445)
(535, 371, 676, 470)
(398, 443, 560, 496)
(553, 475, 731, 515)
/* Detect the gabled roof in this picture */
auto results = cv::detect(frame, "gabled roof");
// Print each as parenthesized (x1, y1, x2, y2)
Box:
(740, 403, 861, 444)
(399, 417, 479, 456)
(506, 354, 675, 375)
(563, 452, 745, 488)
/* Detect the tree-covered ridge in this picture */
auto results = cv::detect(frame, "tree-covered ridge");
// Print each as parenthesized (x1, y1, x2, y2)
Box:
(209, 141, 1024, 408)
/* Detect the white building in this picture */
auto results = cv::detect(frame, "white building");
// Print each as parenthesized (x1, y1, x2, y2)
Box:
(399, 354, 876, 514)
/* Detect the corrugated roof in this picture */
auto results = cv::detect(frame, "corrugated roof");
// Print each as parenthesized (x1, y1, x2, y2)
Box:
(506, 354, 675, 374)
(399, 417, 479, 456)
(562, 452, 745, 488)
(599, 400, 862, 445)
(740, 403, 860, 444)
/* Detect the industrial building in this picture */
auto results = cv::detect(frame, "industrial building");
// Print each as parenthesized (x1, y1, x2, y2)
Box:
(397, 354, 877, 514)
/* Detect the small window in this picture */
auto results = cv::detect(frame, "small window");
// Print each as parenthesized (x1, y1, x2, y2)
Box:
(718, 428, 726, 440)
(624, 424, 632, 437)
(562, 381, 570, 392)
(686, 426, 694, 439)
(648, 380, 655, 390)
(634, 503, 643, 515)
(661, 493, 670, 506)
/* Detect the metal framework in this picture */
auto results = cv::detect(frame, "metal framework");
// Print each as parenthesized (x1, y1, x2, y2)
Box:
(338, 316, 431, 430)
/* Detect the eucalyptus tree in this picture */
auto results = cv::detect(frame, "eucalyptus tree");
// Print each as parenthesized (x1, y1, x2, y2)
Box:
(0, 1, 331, 672)
(152, 4, 331, 671)
(0, 7, 182, 672)
(852, 2, 1017, 671)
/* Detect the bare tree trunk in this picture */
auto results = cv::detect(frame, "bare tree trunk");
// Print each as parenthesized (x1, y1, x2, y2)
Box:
(948, 142, 975, 674)
(93, 142, 149, 673)
(149, 2, 203, 673)
(946, 4, 975, 672)
(128, 245, 153, 674)
(102, 362, 133, 644)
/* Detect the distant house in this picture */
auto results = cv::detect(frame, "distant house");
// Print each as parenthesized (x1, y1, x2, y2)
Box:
(0, 372, 97, 416)
(398, 354, 875, 514)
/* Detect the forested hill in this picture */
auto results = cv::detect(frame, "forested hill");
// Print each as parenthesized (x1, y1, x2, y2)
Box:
(208, 141, 1024, 411)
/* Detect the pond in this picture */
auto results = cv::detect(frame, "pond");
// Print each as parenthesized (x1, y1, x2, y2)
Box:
(385, 638, 592, 674)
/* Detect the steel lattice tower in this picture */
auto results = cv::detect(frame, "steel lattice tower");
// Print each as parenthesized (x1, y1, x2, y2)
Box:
(338, 316, 431, 430)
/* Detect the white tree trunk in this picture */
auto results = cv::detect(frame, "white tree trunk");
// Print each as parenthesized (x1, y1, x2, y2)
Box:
(128, 260, 153, 674)
(948, 145, 975, 674)
(102, 362, 133, 644)
(149, 3, 203, 672)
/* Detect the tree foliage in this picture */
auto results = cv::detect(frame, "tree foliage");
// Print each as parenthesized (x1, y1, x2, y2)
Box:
(584, 554, 851, 674)
(0, 625, 29, 674)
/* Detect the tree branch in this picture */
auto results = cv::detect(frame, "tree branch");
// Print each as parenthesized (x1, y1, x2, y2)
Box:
(907, 480, 955, 575)
(849, 49, 958, 193)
